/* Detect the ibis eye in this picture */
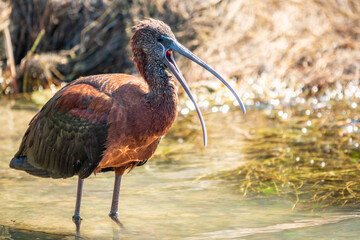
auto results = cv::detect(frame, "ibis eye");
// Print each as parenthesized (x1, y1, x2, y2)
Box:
(157, 38, 163, 42)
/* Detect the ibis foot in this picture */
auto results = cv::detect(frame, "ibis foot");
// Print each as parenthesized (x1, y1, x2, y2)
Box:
(72, 214, 82, 236)
(109, 211, 124, 228)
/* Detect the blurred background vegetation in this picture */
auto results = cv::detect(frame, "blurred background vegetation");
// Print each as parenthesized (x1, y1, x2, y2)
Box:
(0, 0, 359, 96)
(0, 0, 359, 209)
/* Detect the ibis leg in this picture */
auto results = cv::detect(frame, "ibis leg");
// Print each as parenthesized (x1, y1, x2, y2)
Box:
(72, 177, 84, 236)
(109, 174, 123, 227)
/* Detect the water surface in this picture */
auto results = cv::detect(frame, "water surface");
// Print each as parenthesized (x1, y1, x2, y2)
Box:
(0, 100, 359, 239)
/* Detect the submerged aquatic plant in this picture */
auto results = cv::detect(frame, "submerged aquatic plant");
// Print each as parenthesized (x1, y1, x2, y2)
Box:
(201, 101, 360, 210)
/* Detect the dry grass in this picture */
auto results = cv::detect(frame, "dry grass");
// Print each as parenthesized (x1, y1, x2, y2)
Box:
(0, 0, 359, 94)
(173, 0, 360, 91)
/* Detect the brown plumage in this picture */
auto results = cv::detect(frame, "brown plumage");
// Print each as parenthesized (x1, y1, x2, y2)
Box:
(9, 19, 245, 234)
(11, 20, 177, 178)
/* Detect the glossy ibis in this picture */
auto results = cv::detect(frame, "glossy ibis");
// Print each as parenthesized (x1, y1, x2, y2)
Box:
(9, 19, 246, 234)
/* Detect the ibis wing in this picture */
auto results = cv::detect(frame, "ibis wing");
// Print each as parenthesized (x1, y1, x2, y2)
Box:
(14, 83, 119, 179)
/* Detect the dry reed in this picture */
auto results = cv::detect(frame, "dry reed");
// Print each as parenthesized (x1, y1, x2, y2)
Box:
(0, 0, 359, 95)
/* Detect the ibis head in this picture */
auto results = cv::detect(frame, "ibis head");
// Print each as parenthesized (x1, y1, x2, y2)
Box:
(131, 19, 246, 146)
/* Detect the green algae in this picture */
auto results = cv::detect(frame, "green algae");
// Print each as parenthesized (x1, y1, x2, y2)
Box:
(201, 101, 360, 209)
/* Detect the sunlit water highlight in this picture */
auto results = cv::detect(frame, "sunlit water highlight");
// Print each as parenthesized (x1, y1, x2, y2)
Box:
(0, 100, 359, 239)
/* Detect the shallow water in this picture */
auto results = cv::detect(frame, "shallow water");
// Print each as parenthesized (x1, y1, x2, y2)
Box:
(0, 100, 359, 239)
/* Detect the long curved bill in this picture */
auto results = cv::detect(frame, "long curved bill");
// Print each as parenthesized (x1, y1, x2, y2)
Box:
(162, 53, 208, 147)
(162, 38, 246, 147)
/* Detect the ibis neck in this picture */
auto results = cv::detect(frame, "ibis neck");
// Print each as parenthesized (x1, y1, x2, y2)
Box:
(132, 49, 177, 110)
(143, 61, 177, 106)
(142, 62, 178, 136)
